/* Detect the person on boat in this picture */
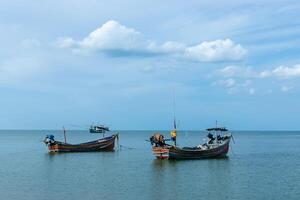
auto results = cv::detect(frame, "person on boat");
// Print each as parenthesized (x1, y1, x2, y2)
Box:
(217, 134, 222, 141)
(44, 135, 55, 146)
(170, 130, 177, 146)
(207, 132, 215, 144)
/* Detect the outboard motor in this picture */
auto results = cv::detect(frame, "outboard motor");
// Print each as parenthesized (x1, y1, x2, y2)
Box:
(150, 133, 166, 147)
(44, 135, 55, 146)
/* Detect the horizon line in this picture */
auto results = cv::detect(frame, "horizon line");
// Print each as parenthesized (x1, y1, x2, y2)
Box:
(0, 129, 300, 132)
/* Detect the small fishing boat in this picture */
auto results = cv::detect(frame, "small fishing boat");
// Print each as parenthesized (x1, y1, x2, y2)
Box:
(43, 134, 118, 153)
(149, 126, 232, 159)
(89, 125, 110, 133)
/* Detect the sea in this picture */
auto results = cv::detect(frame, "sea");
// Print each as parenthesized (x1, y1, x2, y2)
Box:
(0, 130, 299, 200)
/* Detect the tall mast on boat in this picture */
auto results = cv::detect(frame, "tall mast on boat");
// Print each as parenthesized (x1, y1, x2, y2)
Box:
(170, 88, 178, 146)
(63, 126, 67, 143)
(215, 120, 218, 136)
(173, 88, 177, 130)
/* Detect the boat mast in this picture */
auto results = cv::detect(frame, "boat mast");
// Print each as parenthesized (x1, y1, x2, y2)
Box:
(173, 88, 177, 130)
(171, 88, 178, 146)
(63, 126, 67, 143)
(215, 120, 218, 136)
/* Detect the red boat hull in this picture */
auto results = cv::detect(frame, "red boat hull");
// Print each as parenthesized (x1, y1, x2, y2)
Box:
(152, 146, 170, 159)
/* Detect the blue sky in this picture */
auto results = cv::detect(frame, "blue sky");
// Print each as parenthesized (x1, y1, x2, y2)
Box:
(1, 0, 300, 130)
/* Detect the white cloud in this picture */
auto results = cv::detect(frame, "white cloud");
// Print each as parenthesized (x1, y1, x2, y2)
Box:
(184, 39, 247, 62)
(79, 20, 142, 51)
(259, 65, 300, 79)
(214, 64, 300, 95)
(147, 41, 186, 54)
(211, 79, 234, 87)
(59, 20, 247, 62)
(58, 37, 76, 48)
(217, 65, 255, 78)
(217, 64, 300, 79)
(223, 78, 236, 88)
(212, 78, 254, 95)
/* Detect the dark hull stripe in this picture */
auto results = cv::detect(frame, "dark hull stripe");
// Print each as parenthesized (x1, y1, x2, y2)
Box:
(48, 135, 117, 152)
(169, 140, 230, 159)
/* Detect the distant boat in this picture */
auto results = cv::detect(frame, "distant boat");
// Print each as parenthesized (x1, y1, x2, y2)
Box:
(150, 127, 232, 159)
(89, 125, 110, 133)
(43, 134, 118, 153)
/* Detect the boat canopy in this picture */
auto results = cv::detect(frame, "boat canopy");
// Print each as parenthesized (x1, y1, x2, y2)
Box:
(92, 125, 109, 130)
(95, 125, 105, 128)
(206, 127, 228, 132)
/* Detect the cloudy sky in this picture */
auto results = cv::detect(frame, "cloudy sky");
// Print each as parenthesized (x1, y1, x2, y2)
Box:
(1, 0, 300, 130)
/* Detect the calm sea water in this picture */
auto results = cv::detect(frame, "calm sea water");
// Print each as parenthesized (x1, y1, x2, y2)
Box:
(0, 130, 299, 200)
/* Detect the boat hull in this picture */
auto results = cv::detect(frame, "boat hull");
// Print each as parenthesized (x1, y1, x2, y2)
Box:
(169, 139, 230, 159)
(48, 134, 118, 153)
(152, 139, 230, 159)
(152, 146, 170, 159)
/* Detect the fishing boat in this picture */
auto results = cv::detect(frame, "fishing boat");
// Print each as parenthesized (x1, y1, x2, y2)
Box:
(149, 126, 232, 159)
(89, 125, 110, 133)
(43, 133, 118, 153)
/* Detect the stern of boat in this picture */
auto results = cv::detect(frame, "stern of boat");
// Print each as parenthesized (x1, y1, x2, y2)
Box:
(152, 146, 169, 159)
(48, 144, 59, 153)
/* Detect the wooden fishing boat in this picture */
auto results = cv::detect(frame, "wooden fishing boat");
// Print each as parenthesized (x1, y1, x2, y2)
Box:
(168, 136, 230, 159)
(149, 90, 233, 159)
(149, 127, 232, 159)
(44, 134, 118, 153)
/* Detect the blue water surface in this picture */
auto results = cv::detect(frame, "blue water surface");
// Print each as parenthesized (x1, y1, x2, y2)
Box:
(0, 130, 299, 200)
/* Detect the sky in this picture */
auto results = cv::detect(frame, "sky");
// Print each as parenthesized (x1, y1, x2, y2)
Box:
(1, 0, 300, 130)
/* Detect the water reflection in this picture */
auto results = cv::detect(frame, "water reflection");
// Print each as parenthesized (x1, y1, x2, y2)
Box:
(149, 157, 232, 199)
(204, 158, 233, 198)
(2, 130, 299, 200)
(150, 159, 180, 199)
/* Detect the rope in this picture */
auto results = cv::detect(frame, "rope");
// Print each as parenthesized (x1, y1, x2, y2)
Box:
(230, 143, 236, 156)
(119, 145, 136, 150)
